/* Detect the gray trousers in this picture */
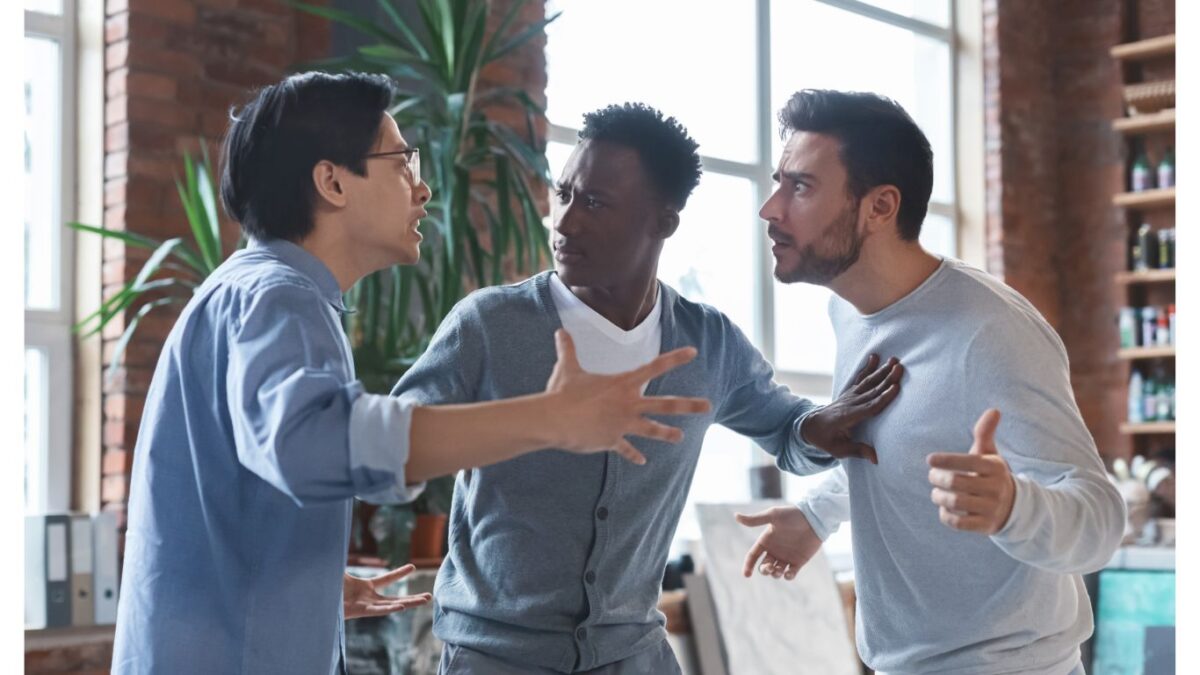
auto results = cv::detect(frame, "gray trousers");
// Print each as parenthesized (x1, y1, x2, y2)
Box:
(437, 640, 683, 675)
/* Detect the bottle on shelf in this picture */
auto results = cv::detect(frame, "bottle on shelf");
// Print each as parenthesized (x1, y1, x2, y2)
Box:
(1168, 304, 1176, 345)
(1119, 307, 1138, 348)
(1142, 371, 1157, 423)
(1140, 306, 1158, 347)
(1128, 368, 1145, 424)
(1157, 229, 1171, 270)
(1157, 146, 1175, 189)
(1137, 223, 1156, 270)
(1131, 148, 1154, 192)
(1156, 311, 1171, 346)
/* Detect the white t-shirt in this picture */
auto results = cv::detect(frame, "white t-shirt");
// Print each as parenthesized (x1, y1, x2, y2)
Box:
(548, 272, 662, 376)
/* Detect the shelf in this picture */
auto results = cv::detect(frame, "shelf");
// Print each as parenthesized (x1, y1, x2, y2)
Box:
(1118, 347, 1175, 360)
(1112, 187, 1175, 209)
(1112, 109, 1175, 135)
(1111, 34, 1175, 61)
(1114, 269, 1175, 285)
(1119, 422, 1175, 435)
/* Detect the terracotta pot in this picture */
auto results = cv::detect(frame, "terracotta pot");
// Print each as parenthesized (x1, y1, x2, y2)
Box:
(411, 513, 448, 564)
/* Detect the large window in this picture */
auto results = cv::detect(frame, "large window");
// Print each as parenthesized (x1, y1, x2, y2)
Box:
(544, 0, 960, 547)
(24, 0, 76, 513)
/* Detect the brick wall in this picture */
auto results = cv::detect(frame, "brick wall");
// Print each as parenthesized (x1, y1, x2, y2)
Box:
(983, 0, 1174, 463)
(97, 0, 332, 532)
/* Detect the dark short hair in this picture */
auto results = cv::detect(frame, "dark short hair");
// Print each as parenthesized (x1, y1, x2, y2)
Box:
(778, 90, 933, 241)
(220, 71, 395, 241)
(578, 102, 702, 209)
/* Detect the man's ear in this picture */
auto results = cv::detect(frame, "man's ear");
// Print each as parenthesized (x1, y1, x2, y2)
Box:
(862, 184, 901, 236)
(312, 160, 347, 208)
(657, 206, 681, 239)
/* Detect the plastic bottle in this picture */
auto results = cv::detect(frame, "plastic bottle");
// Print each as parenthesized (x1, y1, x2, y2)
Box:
(1131, 149, 1154, 191)
(1129, 369, 1145, 423)
(1143, 372, 1157, 422)
(1158, 147, 1175, 188)
(1119, 307, 1138, 348)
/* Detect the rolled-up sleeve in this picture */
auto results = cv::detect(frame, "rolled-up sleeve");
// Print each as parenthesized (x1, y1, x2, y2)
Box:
(225, 282, 418, 506)
(350, 394, 425, 504)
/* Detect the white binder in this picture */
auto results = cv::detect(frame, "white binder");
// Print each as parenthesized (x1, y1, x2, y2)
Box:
(25, 515, 46, 629)
(70, 514, 95, 626)
(92, 511, 120, 625)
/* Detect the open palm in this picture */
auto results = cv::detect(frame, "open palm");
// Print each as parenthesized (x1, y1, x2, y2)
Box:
(735, 506, 823, 581)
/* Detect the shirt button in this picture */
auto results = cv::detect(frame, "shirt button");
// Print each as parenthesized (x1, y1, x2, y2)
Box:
(585, 570, 596, 584)
(596, 507, 609, 520)
(576, 627, 587, 640)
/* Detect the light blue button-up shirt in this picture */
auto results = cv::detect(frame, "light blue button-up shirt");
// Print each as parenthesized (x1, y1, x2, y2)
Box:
(112, 238, 422, 674)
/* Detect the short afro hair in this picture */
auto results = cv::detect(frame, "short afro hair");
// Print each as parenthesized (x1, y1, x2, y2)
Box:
(578, 102, 702, 209)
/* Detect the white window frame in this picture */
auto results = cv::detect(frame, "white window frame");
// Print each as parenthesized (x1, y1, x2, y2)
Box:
(25, 0, 77, 514)
(548, 0, 960, 401)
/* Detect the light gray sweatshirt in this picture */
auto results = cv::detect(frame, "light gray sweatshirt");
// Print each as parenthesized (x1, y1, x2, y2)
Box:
(794, 257, 1124, 675)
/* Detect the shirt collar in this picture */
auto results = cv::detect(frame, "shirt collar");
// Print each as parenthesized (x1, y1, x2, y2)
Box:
(248, 238, 348, 313)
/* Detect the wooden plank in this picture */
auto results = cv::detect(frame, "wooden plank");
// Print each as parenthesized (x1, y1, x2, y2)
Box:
(1117, 347, 1175, 360)
(1114, 269, 1176, 285)
(1113, 187, 1175, 209)
(1119, 422, 1176, 435)
(1111, 34, 1176, 61)
(1112, 109, 1176, 134)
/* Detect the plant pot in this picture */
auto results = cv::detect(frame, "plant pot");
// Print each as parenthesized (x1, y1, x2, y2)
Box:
(410, 514, 448, 567)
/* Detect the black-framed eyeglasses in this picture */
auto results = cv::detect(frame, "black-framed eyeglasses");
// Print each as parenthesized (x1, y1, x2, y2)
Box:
(364, 148, 420, 186)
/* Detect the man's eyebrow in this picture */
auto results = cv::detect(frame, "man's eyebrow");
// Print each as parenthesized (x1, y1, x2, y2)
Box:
(776, 170, 815, 184)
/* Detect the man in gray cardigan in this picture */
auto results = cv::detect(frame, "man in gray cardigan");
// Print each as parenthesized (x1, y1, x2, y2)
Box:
(393, 103, 903, 674)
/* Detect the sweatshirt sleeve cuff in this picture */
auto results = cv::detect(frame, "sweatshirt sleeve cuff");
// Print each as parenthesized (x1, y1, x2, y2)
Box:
(780, 405, 839, 474)
(991, 473, 1037, 546)
(349, 393, 426, 504)
(796, 497, 840, 541)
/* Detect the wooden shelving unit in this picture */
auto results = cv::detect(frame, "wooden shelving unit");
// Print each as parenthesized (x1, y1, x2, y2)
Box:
(1112, 187, 1175, 209)
(1118, 347, 1175, 361)
(1112, 109, 1175, 135)
(1114, 269, 1175, 285)
(1110, 34, 1175, 61)
(1119, 422, 1176, 435)
(1110, 32, 1175, 457)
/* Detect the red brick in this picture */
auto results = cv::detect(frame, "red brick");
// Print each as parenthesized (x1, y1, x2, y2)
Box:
(102, 419, 139, 447)
(105, 93, 127, 125)
(101, 474, 128, 503)
(104, 394, 145, 423)
(127, 71, 178, 100)
(104, 150, 128, 179)
(105, 39, 128, 72)
(106, 67, 127, 99)
(106, 121, 129, 152)
(135, 0, 197, 25)
(102, 449, 136, 475)
(105, 11, 129, 43)
(126, 96, 196, 132)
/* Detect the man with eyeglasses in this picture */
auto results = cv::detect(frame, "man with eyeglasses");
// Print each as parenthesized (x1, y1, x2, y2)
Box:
(112, 72, 714, 675)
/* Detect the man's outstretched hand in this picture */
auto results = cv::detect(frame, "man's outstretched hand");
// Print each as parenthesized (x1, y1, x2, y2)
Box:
(735, 506, 823, 581)
(344, 565, 432, 620)
(800, 354, 903, 464)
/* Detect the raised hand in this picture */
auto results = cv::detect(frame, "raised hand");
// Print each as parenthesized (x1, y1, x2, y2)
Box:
(926, 408, 1016, 535)
(799, 354, 903, 464)
(545, 329, 712, 465)
(735, 506, 823, 581)
(343, 565, 433, 620)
